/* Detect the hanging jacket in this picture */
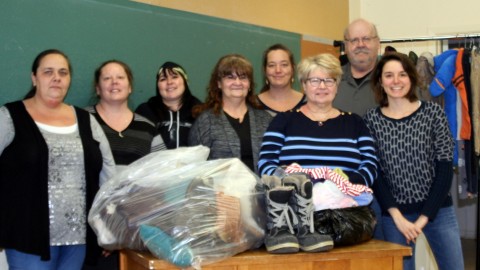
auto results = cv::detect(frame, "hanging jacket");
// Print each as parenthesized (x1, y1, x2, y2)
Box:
(430, 49, 459, 164)
(453, 48, 472, 140)
(416, 52, 435, 101)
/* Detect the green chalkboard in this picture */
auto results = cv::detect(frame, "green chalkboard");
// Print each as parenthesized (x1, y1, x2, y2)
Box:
(0, 0, 300, 108)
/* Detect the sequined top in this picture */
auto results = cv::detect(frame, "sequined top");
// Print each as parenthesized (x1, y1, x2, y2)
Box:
(36, 122, 87, 246)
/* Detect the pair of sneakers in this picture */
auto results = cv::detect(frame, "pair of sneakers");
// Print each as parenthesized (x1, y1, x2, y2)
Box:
(262, 174, 334, 253)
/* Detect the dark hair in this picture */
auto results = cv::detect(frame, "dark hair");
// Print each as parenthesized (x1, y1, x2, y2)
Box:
(371, 52, 419, 107)
(193, 54, 260, 117)
(260, 43, 296, 92)
(156, 61, 195, 108)
(24, 49, 72, 99)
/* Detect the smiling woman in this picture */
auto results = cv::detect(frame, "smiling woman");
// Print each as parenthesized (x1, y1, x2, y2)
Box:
(86, 60, 166, 167)
(257, 44, 305, 116)
(135, 61, 202, 149)
(188, 54, 272, 174)
(258, 53, 377, 187)
(84, 59, 167, 269)
(364, 52, 464, 270)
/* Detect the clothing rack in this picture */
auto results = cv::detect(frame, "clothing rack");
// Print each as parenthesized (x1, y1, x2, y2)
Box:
(379, 34, 480, 43)
(333, 34, 480, 53)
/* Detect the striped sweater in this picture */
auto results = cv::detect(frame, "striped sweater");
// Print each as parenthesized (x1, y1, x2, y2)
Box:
(258, 110, 377, 187)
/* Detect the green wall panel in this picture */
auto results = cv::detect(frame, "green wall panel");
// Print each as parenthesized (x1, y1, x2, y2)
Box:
(0, 0, 301, 108)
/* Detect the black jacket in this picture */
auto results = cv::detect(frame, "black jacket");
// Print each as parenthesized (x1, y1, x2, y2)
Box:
(135, 95, 201, 149)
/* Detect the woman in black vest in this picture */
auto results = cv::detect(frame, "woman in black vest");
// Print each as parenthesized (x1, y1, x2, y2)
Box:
(0, 49, 116, 270)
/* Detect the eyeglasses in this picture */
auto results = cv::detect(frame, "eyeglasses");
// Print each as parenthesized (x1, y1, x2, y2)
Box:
(345, 36, 378, 46)
(223, 74, 249, 82)
(305, 77, 336, 87)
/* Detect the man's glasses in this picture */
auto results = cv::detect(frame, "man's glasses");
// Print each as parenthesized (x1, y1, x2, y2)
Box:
(345, 36, 378, 46)
(305, 78, 336, 88)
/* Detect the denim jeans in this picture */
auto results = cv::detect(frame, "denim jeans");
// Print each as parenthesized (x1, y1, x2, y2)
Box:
(6, 245, 86, 270)
(382, 206, 464, 270)
(370, 196, 384, 240)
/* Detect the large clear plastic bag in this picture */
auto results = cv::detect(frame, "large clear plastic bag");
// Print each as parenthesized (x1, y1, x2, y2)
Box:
(88, 146, 265, 269)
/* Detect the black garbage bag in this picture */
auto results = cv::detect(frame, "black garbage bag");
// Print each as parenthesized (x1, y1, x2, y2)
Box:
(314, 206, 376, 246)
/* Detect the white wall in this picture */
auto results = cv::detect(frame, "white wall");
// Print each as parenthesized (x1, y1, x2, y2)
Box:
(351, 0, 480, 55)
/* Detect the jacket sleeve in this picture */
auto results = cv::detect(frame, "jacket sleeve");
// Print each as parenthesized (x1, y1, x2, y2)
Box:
(421, 104, 455, 219)
(150, 134, 167, 152)
(0, 106, 14, 156)
(188, 112, 211, 148)
(372, 172, 397, 212)
(135, 102, 157, 124)
(429, 54, 456, 97)
(90, 115, 117, 186)
(345, 116, 378, 187)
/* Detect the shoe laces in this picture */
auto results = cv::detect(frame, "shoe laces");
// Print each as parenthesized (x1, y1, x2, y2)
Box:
(269, 200, 298, 234)
(295, 194, 315, 233)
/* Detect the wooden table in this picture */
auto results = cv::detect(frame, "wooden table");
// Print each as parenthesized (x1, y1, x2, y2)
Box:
(119, 239, 411, 270)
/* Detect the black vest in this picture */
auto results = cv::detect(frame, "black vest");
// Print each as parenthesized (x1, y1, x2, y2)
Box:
(0, 101, 103, 263)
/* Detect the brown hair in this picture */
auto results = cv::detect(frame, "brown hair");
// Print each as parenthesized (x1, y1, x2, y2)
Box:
(25, 49, 72, 99)
(94, 59, 133, 87)
(193, 54, 261, 117)
(371, 52, 419, 107)
(260, 43, 296, 93)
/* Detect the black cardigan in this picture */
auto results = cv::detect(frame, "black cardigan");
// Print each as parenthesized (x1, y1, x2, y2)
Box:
(0, 101, 103, 264)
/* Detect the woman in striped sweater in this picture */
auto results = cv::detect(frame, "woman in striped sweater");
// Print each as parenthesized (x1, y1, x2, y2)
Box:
(258, 53, 377, 188)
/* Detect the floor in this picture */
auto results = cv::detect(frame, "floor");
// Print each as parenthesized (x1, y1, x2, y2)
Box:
(462, 238, 477, 270)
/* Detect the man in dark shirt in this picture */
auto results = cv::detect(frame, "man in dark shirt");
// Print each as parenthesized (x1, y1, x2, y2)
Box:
(335, 18, 384, 240)
(335, 18, 380, 116)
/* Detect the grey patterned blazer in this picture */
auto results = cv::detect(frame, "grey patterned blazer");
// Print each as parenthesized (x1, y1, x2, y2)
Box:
(188, 106, 272, 174)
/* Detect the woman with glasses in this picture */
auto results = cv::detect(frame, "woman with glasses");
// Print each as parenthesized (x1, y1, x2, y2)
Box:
(258, 53, 377, 187)
(188, 54, 272, 174)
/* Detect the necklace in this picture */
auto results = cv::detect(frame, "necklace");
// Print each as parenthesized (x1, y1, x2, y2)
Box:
(302, 105, 337, 126)
(95, 104, 131, 138)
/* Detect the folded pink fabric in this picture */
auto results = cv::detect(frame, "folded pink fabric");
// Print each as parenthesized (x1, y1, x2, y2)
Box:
(284, 163, 373, 196)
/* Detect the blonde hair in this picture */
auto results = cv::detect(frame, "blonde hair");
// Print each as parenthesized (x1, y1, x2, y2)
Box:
(297, 53, 342, 83)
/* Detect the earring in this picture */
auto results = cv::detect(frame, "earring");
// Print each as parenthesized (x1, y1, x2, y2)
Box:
(291, 78, 294, 83)
(265, 80, 269, 85)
